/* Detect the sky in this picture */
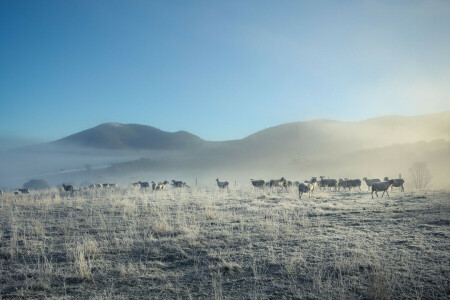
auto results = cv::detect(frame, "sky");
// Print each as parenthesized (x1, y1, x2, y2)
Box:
(1, 0, 449, 144)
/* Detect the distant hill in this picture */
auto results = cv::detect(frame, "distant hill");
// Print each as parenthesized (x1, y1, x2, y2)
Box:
(2, 111, 449, 189)
(236, 111, 450, 158)
(45, 111, 450, 155)
(53, 123, 207, 150)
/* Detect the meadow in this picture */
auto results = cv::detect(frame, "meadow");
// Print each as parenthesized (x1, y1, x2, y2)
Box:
(0, 185, 449, 299)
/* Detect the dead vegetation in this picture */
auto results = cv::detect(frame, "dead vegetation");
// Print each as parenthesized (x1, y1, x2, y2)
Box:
(0, 186, 449, 299)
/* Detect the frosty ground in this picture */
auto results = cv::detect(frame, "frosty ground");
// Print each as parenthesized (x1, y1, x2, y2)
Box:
(0, 185, 449, 299)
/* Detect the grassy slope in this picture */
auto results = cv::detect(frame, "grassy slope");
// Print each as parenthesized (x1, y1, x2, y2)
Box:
(0, 186, 449, 299)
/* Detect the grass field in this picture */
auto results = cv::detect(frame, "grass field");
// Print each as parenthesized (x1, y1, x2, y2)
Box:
(1, 185, 449, 299)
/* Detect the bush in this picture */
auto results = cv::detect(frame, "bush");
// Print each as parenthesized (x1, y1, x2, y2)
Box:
(23, 179, 50, 190)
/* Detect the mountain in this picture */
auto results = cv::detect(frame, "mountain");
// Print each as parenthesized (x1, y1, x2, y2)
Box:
(53, 123, 207, 150)
(238, 111, 450, 157)
(1, 111, 449, 189)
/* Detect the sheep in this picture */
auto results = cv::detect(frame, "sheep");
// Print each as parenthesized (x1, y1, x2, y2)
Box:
(62, 184, 74, 193)
(338, 179, 349, 191)
(319, 176, 337, 190)
(171, 180, 187, 188)
(384, 177, 405, 192)
(347, 179, 362, 191)
(19, 188, 30, 194)
(152, 181, 169, 190)
(250, 179, 265, 188)
(136, 181, 149, 188)
(216, 178, 229, 189)
(298, 182, 314, 199)
(268, 177, 287, 188)
(89, 183, 102, 188)
(371, 179, 396, 198)
(157, 181, 169, 190)
(363, 177, 381, 191)
(303, 177, 318, 192)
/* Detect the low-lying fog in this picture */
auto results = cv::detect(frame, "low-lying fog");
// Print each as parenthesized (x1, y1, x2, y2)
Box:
(1, 112, 449, 190)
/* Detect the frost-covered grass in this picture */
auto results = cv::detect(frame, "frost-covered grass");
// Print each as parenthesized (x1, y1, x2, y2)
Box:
(0, 186, 449, 299)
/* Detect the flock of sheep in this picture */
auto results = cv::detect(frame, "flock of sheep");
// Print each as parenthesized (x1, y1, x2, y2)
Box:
(248, 176, 405, 199)
(0, 176, 404, 199)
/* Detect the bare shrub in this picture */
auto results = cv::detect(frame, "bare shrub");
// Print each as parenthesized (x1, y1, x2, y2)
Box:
(409, 161, 432, 189)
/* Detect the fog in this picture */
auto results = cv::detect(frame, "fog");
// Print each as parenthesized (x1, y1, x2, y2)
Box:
(1, 112, 449, 190)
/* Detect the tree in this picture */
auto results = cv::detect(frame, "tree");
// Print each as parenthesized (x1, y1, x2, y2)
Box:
(23, 179, 50, 190)
(409, 161, 432, 189)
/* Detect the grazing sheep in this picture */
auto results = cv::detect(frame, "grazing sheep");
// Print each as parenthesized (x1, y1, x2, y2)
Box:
(137, 181, 149, 188)
(371, 179, 396, 198)
(157, 181, 169, 190)
(19, 188, 30, 194)
(319, 176, 337, 190)
(250, 179, 265, 188)
(62, 184, 74, 193)
(384, 177, 405, 192)
(152, 181, 169, 190)
(363, 177, 381, 191)
(131, 181, 149, 188)
(216, 178, 229, 189)
(338, 179, 349, 191)
(89, 183, 102, 188)
(298, 182, 314, 199)
(347, 179, 362, 191)
(171, 180, 187, 188)
(268, 177, 287, 188)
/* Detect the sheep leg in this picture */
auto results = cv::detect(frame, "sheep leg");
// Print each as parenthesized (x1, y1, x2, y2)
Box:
(376, 191, 379, 197)
(386, 190, 389, 197)
(371, 191, 374, 199)
(401, 185, 404, 192)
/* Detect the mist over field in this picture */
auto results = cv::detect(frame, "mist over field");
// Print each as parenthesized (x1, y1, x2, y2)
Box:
(0, 111, 449, 189)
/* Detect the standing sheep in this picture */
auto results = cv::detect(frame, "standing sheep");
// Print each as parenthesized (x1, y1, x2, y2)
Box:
(216, 178, 229, 189)
(363, 177, 381, 191)
(371, 179, 396, 198)
(384, 177, 405, 192)
(250, 179, 265, 188)
(298, 182, 314, 199)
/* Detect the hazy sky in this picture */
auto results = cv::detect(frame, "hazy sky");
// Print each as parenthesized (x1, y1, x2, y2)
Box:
(1, 0, 449, 142)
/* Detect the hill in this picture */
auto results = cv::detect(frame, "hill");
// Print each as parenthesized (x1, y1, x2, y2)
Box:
(53, 123, 207, 150)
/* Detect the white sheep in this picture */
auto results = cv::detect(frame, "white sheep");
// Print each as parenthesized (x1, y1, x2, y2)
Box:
(363, 177, 381, 191)
(298, 182, 314, 199)
(371, 179, 396, 198)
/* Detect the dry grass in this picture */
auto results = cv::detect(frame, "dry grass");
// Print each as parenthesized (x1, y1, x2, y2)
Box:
(0, 186, 449, 299)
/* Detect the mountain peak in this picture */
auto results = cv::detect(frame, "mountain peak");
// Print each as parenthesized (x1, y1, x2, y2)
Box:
(54, 123, 205, 150)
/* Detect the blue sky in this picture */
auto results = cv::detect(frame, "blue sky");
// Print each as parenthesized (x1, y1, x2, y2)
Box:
(1, 0, 449, 143)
